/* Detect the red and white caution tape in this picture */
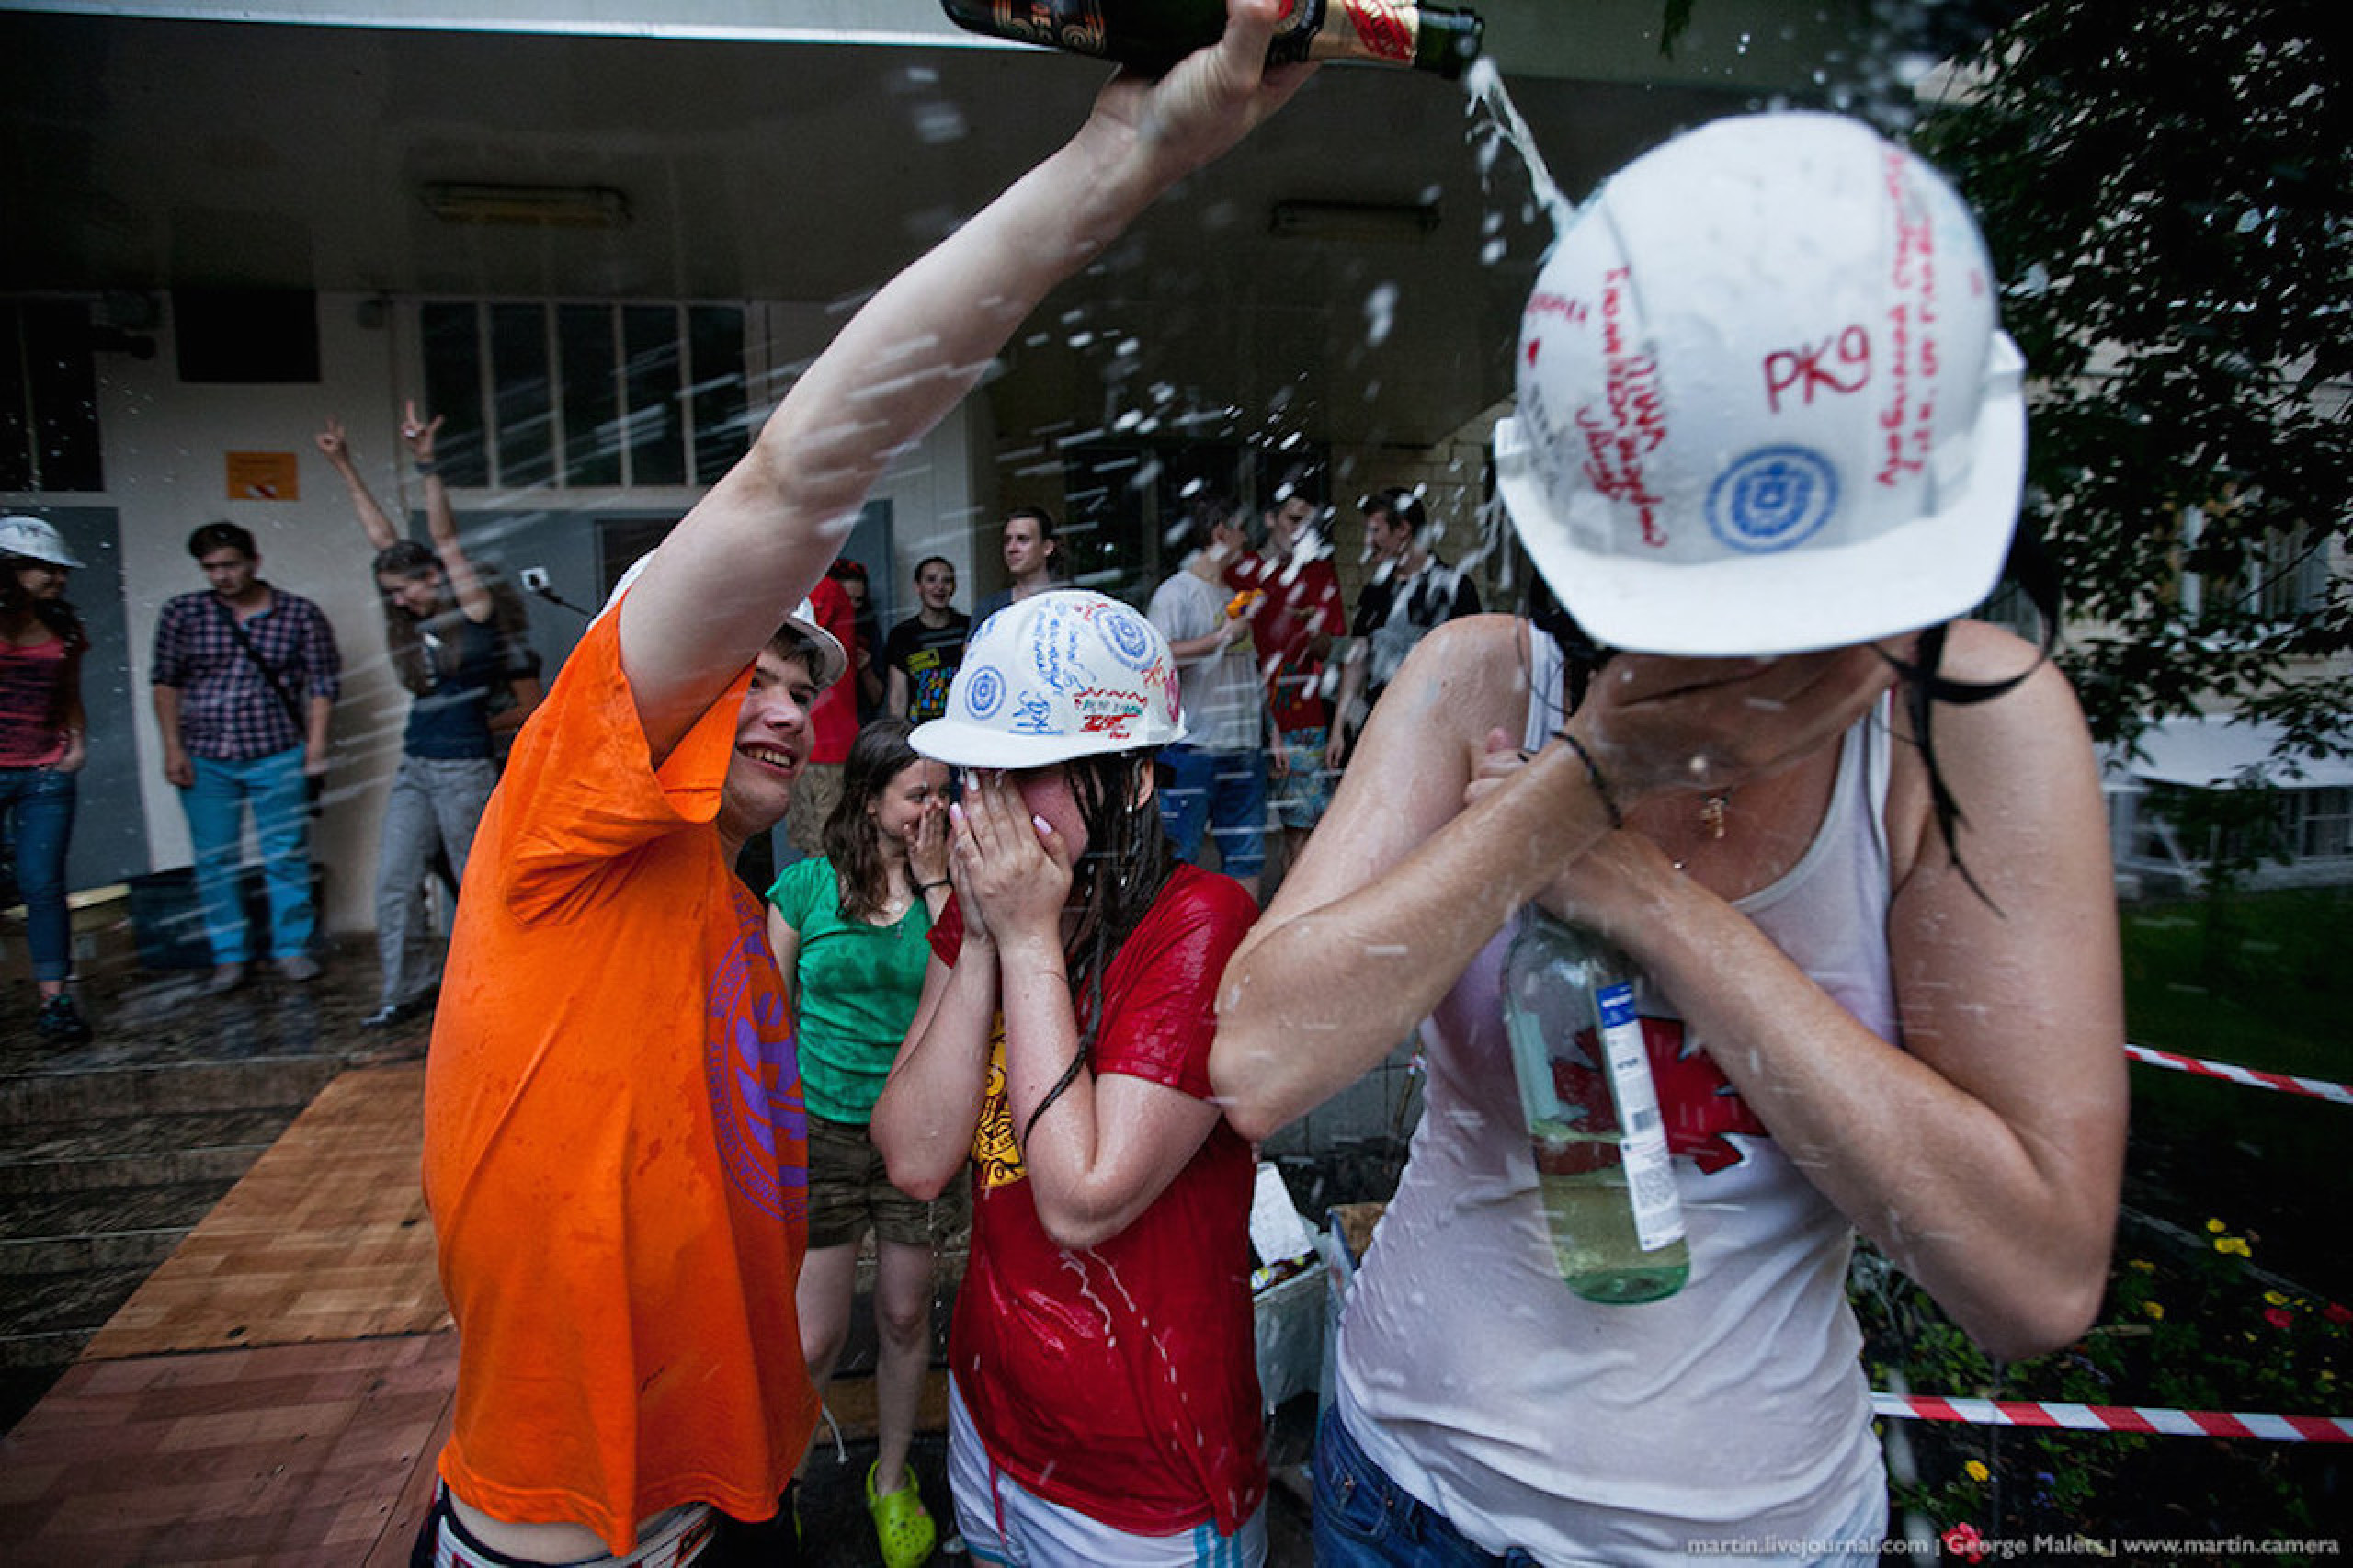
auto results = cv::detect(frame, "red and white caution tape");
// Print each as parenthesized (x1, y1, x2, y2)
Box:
(2124, 1042, 2353, 1107)
(1872, 1391, 2353, 1444)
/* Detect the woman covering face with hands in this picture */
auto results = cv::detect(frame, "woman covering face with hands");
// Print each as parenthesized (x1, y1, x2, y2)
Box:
(1210, 115, 2127, 1566)
(870, 589, 1272, 1567)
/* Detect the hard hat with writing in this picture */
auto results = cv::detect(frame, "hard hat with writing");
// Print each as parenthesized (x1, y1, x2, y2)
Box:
(912, 588, 1187, 768)
(1492, 111, 2026, 657)
(0, 516, 85, 569)
(600, 551, 847, 687)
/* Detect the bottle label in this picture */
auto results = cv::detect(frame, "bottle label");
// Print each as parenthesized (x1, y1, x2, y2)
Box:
(988, 0, 1108, 55)
(1329, 0, 1416, 63)
(1595, 981, 1686, 1252)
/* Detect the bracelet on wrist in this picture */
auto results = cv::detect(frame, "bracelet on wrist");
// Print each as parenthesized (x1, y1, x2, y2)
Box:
(413, 459, 438, 477)
(1551, 729, 1624, 831)
(915, 879, 949, 893)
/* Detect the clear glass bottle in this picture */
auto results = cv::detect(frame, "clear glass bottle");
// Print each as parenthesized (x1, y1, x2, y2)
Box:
(1501, 909, 1689, 1303)
(938, 0, 1485, 81)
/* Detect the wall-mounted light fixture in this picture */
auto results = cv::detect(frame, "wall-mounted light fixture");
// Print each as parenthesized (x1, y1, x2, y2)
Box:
(421, 182, 632, 229)
(1268, 199, 1440, 243)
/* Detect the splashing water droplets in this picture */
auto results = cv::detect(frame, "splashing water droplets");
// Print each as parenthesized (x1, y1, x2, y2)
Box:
(1461, 58, 1573, 243)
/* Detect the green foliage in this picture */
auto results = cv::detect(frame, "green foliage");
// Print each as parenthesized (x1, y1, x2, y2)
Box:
(1910, 1, 2353, 761)
(1856, 1228, 2351, 1553)
(1858, 886, 2353, 1552)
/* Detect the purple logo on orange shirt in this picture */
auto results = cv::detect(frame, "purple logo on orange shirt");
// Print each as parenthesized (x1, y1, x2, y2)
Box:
(707, 901, 807, 1223)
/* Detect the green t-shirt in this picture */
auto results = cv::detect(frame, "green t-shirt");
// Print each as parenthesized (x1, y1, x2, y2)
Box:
(765, 855, 936, 1124)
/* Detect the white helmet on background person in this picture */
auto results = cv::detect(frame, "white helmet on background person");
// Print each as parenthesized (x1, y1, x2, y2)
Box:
(0, 515, 85, 569)
(599, 551, 847, 687)
(1492, 111, 2027, 658)
(912, 588, 1187, 769)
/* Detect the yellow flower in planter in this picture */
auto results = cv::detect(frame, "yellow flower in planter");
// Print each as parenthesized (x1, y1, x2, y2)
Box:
(2264, 1290, 2290, 1307)
(1965, 1460, 1991, 1483)
(2207, 1218, 2227, 1233)
(2143, 1301, 2165, 1321)
(2129, 1258, 2156, 1273)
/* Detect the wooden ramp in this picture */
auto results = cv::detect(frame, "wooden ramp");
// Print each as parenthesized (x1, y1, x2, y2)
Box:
(0, 1331, 455, 1565)
(0, 1064, 453, 1563)
(80, 1063, 448, 1359)
(0, 1059, 939, 1564)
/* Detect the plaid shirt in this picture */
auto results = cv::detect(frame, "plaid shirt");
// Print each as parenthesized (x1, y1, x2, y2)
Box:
(150, 586, 342, 761)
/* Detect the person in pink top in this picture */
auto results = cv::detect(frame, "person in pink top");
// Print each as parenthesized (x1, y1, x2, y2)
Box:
(0, 516, 93, 1045)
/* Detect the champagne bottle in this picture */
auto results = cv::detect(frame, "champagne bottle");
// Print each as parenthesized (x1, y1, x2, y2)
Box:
(1500, 909, 1689, 1303)
(938, 0, 1485, 80)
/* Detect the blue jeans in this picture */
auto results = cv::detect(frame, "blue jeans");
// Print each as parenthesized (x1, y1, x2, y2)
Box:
(1312, 1407, 1539, 1567)
(182, 746, 314, 964)
(1, 766, 78, 983)
(1157, 744, 1267, 878)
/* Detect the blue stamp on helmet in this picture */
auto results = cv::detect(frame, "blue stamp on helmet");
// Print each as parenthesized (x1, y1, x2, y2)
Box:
(962, 664, 1005, 721)
(1096, 605, 1157, 671)
(1706, 446, 1838, 554)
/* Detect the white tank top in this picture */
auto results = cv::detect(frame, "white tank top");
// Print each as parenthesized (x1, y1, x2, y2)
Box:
(1335, 631, 1895, 1563)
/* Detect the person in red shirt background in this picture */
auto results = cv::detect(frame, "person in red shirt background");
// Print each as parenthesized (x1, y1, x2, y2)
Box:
(1226, 491, 1344, 892)
(785, 570, 862, 858)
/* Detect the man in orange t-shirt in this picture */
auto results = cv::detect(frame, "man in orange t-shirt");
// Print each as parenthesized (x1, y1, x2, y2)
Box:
(412, 7, 1309, 1563)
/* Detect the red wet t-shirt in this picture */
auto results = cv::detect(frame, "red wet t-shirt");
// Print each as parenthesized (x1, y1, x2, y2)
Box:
(930, 864, 1267, 1536)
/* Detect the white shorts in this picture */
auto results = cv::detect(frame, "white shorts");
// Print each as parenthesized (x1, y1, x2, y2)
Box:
(947, 1377, 1267, 1568)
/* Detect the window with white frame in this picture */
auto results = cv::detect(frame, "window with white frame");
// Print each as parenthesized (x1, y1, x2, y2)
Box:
(417, 301, 749, 491)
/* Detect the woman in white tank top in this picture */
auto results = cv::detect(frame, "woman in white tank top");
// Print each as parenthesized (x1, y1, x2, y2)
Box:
(1211, 114, 2128, 1566)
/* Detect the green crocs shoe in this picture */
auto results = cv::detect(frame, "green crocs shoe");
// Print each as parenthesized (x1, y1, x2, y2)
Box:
(866, 1460, 937, 1568)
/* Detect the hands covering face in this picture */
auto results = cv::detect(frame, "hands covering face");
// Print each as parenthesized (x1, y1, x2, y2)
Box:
(1572, 645, 1899, 805)
(948, 768, 1074, 950)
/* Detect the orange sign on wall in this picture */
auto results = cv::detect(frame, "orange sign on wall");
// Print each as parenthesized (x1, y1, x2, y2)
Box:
(226, 450, 300, 501)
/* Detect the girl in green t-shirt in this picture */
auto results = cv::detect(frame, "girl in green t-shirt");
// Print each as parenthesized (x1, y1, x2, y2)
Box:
(764, 718, 958, 1568)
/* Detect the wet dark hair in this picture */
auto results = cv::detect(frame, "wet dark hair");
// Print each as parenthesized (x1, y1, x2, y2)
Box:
(1365, 486, 1427, 540)
(767, 618, 832, 676)
(379, 555, 536, 698)
(188, 520, 256, 561)
(824, 718, 926, 923)
(1178, 493, 1237, 555)
(376, 541, 450, 694)
(1021, 747, 1177, 1142)
(374, 540, 438, 580)
(0, 554, 87, 651)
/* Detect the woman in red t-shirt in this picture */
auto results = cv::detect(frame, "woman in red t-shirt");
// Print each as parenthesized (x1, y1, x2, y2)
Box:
(872, 589, 1269, 1566)
(0, 516, 93, 1046)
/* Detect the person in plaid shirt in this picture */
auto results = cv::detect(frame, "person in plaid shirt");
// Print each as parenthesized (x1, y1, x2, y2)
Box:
(150, 520, 341, 992)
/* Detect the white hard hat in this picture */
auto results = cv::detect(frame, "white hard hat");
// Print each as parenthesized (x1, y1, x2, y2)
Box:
(912, 588, 1187, 768)
(1493, 111, 2026, 658)
(601, 551, 847, 687)
(0, 516, 85, 570)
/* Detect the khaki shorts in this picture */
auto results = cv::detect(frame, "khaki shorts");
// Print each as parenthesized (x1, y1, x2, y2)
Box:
(805, 1112, 972, 1251)
(783, 761, 844, 857)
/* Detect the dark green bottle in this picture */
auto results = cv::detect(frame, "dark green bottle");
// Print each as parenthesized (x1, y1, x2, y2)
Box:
(939, 0, 1485, 80)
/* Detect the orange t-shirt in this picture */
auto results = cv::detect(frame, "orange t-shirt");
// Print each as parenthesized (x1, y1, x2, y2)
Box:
(422, 611, 815, 1553)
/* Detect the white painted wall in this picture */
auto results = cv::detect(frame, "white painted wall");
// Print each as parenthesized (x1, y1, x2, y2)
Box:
(92, 288, 987, 936)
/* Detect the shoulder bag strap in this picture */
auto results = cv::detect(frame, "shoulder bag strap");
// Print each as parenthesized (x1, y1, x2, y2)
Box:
(212, 596, 306, 731)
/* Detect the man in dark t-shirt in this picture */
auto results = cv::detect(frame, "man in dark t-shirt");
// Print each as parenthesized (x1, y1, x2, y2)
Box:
(883, 555, 970, 723)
